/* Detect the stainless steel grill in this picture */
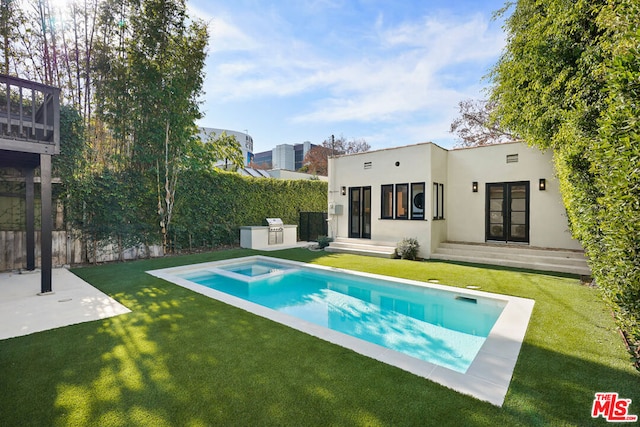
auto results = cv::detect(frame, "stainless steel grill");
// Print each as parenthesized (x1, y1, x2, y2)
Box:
(265, 218, 284, 245)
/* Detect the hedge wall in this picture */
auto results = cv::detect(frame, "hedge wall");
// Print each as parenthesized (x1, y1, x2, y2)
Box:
(171, 171, 328, 250)
(490, 0, 640, 366)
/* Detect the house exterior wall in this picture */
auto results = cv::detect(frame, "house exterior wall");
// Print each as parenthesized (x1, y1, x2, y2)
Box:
(446, 142, 581, 250)
(328, 143, 433, 258)
(328, 141, 583, 258)
(429, 145, 449, 253)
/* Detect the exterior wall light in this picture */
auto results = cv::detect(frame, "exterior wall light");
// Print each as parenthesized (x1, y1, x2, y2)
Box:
(472, 181, 478, 193)
(539, 179, 546, 191)
(341, 186, 346, 196)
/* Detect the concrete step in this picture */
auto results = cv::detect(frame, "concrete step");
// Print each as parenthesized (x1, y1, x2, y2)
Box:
(437, 242, 587, 260)
(434, 247, 588, 267)
(431, 242, 591, 276)
(325, 238, 397, 258)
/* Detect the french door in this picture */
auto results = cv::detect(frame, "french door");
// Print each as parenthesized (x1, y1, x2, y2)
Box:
(486, 182, 530, 243)
(349, 186, 371, 239)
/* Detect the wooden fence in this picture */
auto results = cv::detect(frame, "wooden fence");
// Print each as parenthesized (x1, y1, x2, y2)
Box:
(0, 230, 163, 271)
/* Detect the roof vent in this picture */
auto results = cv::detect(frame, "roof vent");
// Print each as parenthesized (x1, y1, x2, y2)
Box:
(506, 154, 519, 163)
(364, 161, 372, 169)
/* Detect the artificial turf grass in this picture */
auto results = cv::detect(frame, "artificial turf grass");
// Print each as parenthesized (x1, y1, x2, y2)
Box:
(0, 249, 637, 426)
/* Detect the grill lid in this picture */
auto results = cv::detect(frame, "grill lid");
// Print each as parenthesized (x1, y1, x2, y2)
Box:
(265, 218, 284, 226)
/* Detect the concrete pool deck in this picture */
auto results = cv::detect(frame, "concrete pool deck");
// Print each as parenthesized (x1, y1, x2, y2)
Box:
(149, 255, 535, 406)
(0, 268, 131, 340)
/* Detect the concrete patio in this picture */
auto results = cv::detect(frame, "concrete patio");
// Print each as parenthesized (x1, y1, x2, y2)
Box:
(0, 268, 130, 340)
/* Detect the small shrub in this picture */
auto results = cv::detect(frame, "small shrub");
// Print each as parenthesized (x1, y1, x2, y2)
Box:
(317, 235, 333, 249)
(396, 237, 420, 260)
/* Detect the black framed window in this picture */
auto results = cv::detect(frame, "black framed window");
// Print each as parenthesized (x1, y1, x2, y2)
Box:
(433, 182, 444, 220)
(396, 183, 409, 219)
(381, 184, 393, 219)
(411, 182, 425, 220)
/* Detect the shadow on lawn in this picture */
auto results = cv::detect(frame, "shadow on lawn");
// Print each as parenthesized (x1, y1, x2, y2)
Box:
(427, 259, 582, 280)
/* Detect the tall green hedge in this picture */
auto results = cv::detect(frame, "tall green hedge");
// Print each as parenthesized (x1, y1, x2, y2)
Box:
(170, 171, 327, 250)
(70, 168, 327, 253)
(491, 0, 640, 366)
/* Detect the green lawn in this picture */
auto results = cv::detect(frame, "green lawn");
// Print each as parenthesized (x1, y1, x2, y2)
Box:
(1, 248, 638, 426)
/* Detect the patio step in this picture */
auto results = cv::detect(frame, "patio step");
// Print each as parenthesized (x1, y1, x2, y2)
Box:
(431, 242, 591, 276)
(325, 238, 397, 258)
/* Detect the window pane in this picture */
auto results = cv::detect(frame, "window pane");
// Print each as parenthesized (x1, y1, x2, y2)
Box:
(411, 182, 425, 219)
(396, 184, 408, 219)
(363, 187, 371, 235)
(433, 183, 439, 219)
(439, 184, 444, 219)
(490, 224, 504, 238)
(511, 211, 526, 225)
(511, 225, 526, 238)
(490, 211, 504, 224)
(381, 185, 393, 219)
(350, 188, 360, 234)
(512, 199, 526, 211)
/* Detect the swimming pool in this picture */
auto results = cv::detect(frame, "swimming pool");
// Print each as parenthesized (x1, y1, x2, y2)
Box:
(148, 256, 534, 406)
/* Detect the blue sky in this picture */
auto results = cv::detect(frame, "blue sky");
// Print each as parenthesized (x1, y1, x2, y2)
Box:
(187, 0, 509, 153)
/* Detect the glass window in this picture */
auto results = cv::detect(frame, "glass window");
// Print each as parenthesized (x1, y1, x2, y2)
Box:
(381, 185, 393, 219)
(411, 182, 425, 220)
(439, 183, 445, 219)
(396, 184, 408, 219)
(433, 182, 445, 220)
(433, 183, 439, 219)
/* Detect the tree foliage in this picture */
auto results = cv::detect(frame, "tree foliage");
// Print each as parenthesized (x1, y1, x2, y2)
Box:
(302, 135, 370, 175)
(0, 0, 24, 75)
(194, 130, 244, 172)
(450, 99, 517, 147)
(92, 0, 208, 252)
(2, 0, 241, 254)
(490, 0, 640, 366)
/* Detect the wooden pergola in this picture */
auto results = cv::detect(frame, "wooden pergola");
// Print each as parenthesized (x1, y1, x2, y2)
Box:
(0, 74, 60, 294)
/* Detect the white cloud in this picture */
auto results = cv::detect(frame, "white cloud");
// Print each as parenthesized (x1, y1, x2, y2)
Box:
(198, 3, 505, 149)
(290, 12, 503, 124)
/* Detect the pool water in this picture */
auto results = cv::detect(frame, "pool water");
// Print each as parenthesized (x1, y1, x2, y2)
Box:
(218, 261, 292, 278)
(181, 259, 505, 373)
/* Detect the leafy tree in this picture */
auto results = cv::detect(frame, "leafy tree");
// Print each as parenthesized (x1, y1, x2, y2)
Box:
(489, 0, 640, 366)
(302, 145, 333, 176)
(0, 0, 25, 75)
(192, 130, 244, 172)
(94, 0, 208, 252)
(93, 0, 134, 164)
(489, 0, 605, 149)
(450, 99, 517, 147)
(303, 135, 370, 176)
(53, 105, 88, 190)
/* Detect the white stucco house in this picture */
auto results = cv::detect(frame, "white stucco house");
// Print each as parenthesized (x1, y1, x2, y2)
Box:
(326, 141, 590, 275)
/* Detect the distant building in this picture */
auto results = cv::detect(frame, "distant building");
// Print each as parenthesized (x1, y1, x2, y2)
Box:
(198, 127, 254, 166)
(252, 150, 272, 169)
(253, 141, 315, 171)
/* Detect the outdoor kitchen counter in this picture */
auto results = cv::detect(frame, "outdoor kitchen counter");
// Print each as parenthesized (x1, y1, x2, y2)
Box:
(239, 225, 298, 250)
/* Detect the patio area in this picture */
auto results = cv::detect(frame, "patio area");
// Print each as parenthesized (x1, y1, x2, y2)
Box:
(0, 268, 130, 340)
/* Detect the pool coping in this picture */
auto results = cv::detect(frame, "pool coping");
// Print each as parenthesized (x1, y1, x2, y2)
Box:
(147, 255, 535, 406)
